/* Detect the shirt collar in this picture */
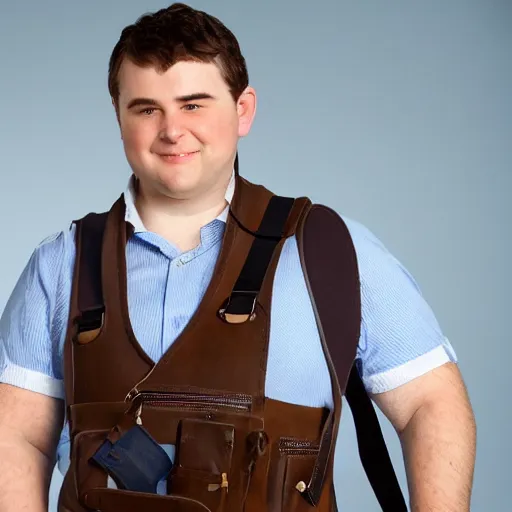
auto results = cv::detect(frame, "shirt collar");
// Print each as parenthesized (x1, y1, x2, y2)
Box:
(123, 171, 235, 233)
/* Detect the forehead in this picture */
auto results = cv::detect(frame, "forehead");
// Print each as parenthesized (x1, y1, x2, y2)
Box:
(117, 59, 229, 100)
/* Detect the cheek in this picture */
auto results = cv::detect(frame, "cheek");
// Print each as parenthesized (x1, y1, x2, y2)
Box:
(122, 123, 153, 155)
(198, 112, 238, 146)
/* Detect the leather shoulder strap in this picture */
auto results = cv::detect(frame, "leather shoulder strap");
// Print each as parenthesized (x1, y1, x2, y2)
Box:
(63, 210, 109, 411)
(297, 203, 407, 511)
(74, 211, 109, 338)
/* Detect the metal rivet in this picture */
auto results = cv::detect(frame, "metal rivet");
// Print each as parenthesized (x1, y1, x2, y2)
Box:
(296, 481, 307, 493)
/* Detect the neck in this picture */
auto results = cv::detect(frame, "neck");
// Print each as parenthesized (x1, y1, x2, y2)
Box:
(134, 177, 230, 252)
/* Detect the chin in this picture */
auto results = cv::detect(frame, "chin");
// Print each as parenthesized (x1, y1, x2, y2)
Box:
(156, 174, 203, 198)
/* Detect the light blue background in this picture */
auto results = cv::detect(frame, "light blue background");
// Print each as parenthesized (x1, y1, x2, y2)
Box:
(1, 1, 510, 510)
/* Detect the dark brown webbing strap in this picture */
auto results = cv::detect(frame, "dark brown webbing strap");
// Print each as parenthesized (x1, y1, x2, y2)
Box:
(75, 212, 109, 332)
(300, 204, 407, 511)
(221, 195, 295, 320)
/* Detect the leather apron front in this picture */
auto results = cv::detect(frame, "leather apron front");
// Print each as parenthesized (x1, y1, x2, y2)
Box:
(58, 176, 341, 512)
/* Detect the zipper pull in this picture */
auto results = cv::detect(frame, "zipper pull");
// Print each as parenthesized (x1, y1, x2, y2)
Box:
(208, 473, 229, 492)
(217, 474, 228, 512)
(135, 403, 143, 425)
(220, 473, 228, 491)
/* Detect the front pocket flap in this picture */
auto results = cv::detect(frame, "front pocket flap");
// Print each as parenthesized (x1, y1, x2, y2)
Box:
(176, 419, 235, 475)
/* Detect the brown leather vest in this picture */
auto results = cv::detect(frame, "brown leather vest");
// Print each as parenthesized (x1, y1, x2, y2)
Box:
(57, 175, 361, 512)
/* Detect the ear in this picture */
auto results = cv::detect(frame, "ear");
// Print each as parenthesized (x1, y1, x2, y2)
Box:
(237, 86, 257, 137)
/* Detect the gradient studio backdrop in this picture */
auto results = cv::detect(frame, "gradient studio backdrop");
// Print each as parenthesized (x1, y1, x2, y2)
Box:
(0, 1, 510, 510)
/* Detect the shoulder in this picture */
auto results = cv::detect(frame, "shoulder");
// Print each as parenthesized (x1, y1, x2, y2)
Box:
(302, 205, 396, 266)
(338, 215, 421, 294)
(7, 224, 79, 315)
(0, 224, 78, 389)
(295, 205, 412, 289)
(340, 216, 394, 261)
(35, 225, 77, 255)
(31, 224, 77, 277)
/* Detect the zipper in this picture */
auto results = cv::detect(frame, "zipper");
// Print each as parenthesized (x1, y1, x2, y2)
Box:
(279, 437, 319, 456)
(126, 391, 252, 424)
(134, 391, 251, 410)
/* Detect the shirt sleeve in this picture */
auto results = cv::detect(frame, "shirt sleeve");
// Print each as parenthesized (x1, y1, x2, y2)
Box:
(345, 218, 458, 394)
(0, 228, 75, 400)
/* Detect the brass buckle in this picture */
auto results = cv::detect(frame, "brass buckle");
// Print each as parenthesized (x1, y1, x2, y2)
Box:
(218, 291, 257, 324)
(74, 308, 105, 345)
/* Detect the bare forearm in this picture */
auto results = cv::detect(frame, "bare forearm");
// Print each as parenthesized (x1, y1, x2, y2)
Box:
(400, 397, 476, 511)
(0, 435, 53, 512)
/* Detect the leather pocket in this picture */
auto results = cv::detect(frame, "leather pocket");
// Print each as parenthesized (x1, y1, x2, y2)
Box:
(83, 488, 213, 512)
(272, 438, 320, 512)
(73, 429, 111, 499)
(168, 419, 235, 509)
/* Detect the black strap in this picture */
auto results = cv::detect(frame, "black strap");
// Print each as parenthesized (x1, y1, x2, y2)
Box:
(345, 365, 408, 510)
(234, 152, 239, 175)
(221, 195, 295, 318)
(75, 212, 108, 333)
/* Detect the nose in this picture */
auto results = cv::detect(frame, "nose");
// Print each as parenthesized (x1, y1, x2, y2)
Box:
(158, 114, 184, 143)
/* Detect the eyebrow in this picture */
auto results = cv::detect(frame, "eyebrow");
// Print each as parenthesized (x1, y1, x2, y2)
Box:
(126, 93, 216, 110)
(126, 98, 158, 109)
(176, 92, 216, 102)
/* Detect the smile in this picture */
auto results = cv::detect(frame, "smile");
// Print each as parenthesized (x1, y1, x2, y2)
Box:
(158, 151, 199, 163)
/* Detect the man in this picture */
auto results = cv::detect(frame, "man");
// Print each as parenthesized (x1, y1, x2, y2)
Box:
(0, 3, 475, 511)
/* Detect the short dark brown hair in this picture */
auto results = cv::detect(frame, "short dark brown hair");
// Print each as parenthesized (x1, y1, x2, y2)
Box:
(108, 3, 249, 106)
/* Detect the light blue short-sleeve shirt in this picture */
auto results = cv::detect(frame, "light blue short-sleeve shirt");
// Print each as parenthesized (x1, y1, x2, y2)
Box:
(0, 173, 457, 474)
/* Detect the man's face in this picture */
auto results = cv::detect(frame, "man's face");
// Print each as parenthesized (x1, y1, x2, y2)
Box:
(115, 58, 256, 200)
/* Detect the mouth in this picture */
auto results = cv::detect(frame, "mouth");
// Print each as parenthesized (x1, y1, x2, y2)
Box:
(157, 151, 199, 163)
(159, 150, 199, 156)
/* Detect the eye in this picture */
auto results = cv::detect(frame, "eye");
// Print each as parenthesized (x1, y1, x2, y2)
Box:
(139, 108, 156, 115)
(183, 103, 201, 111)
